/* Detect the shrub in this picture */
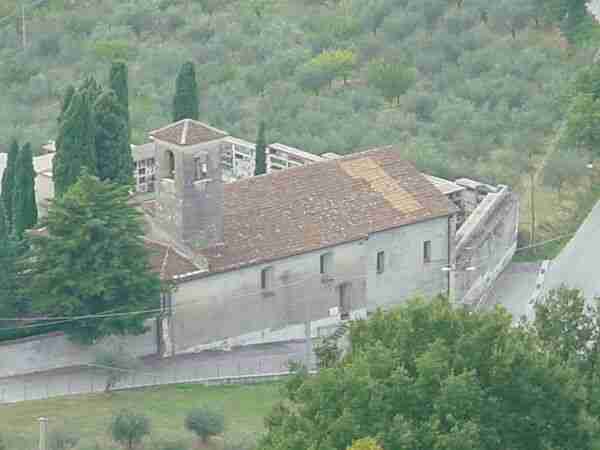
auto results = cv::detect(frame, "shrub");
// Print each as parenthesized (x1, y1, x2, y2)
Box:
(95, 346, 140, 392)
(184, 407, 225, 443)
(110, 410, 150, 450)
(48, 428, 79, 450)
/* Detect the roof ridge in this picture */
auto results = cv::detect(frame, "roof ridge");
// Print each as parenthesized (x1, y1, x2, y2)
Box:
(181, 119, 190, 145)
(149, 118, 188, 135)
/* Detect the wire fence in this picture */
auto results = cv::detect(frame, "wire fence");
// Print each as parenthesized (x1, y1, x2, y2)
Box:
(0, 349, 313, 404)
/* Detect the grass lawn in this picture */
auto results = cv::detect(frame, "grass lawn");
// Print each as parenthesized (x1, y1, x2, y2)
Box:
(0, 382, 282, 449)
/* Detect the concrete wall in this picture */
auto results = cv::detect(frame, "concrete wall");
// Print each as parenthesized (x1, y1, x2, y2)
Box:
(0, 322, 157, 378)
(169, 217, 452, 354)
(366, 216, 451, 309)
(170, 239, 368, 353)
(453, 186, 519, 306)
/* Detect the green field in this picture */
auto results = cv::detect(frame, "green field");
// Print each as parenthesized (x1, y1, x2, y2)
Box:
(0, 382, 281, 449)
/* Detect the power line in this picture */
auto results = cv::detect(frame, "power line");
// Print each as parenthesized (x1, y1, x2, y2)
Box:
(0, 226, 582, 330)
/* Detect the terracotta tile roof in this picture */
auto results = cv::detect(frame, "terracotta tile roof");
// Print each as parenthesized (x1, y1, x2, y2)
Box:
(27, 228, 200, 281)
(200, 146, 456, 274)
(149, 119, 228, 146)
(143, 238, 201, 280)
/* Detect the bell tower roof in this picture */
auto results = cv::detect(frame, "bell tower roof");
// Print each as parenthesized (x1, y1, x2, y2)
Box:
(150, 119, 228, 147)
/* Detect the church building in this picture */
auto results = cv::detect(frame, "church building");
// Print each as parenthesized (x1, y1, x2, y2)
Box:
(141, 119, 459, 355)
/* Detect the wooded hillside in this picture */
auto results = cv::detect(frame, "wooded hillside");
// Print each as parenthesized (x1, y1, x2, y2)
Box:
(0, 0, 596, 187)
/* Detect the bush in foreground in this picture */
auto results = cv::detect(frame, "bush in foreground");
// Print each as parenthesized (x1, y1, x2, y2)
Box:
(184, 407, 225, 444)
(110, 410, 150, 450)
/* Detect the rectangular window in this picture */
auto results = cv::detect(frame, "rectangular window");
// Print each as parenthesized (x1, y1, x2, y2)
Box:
(424, 241, 432, 263)
(194, 158, 208, 180)
(339, 283, 351, 320)
(320, 252, 333, 275)
(376, 251, 385, 274)
(261, 267, 273, 290)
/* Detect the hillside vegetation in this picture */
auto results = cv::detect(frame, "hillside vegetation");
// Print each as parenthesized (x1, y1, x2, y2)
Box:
(0, 382, 279, 449)
(0, 0, 588, 180)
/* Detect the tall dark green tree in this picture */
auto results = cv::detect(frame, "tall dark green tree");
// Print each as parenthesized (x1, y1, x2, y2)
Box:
(12, 142, 37, 237)
(53, 89, 97, 197)
(254, 121, 267, 175)
(173, 61, 199, 121)
(109, 61, 130, 138)
(94, 90, 134, 185)
(0, 200, 20, 317)
(1, 139, 19, 232)
(58, 85, 75, 124)
(28, 172, 162, 344)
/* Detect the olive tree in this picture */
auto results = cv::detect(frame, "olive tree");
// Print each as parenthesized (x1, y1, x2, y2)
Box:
(184, 407, 225, 444)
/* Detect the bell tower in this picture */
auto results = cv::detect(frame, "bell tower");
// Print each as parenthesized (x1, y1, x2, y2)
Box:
(149, 119, 228, 250)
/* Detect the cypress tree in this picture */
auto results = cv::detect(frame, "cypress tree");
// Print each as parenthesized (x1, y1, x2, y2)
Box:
(1, 139, 19, 232)
(254, 121, 267, 175)
(95, 90, 134, 185)
(0, 199, 7, 242)
(54, 89, 97, 197)
(109, 60, 130, 138)
(81, 76, 102, 104)
(58, 85, 75, 124)
(12, 142, 37, 237)
(0, 199, 20, 317)
(173, 61, 199, 121)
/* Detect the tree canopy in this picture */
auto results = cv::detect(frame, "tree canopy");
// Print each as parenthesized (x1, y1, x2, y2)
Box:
(1, 139, 19, 233)
(261, 296, 599, 450)
(94, 90, 134, 185)
(53, 87, 97, 197)
(173, 61, 199, 121)
(27, 172, 162, 344)
(254, 121, 267, 175)
(12, 142, 37, 237)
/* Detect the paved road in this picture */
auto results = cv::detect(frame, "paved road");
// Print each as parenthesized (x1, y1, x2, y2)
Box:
(0, 341, 310, 404)
(483, 262, 541, 322)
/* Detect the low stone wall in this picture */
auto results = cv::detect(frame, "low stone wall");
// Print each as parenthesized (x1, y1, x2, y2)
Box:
(0, 321, 157, 378)
(453, 186, 520, 306)
(175, 308, 368, 355)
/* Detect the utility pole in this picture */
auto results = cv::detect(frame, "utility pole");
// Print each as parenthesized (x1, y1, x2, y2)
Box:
(304, 319, 313, 370)
(38, 417, 48, 450)
(21, 3, 26, 50)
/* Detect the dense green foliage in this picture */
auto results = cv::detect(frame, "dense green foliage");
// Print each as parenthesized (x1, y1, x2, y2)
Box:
(110, 409, 151, 450)
(1, 139, 18, 232)
(254, 120, 267, 175)
(53, 86, 97, 197)
(0, 0, 594, 186)
(12, 142, 37, 236)
(262, 296, 600, 450)
(109, 60, 131, 136)
(173, 61, 199, 121)
(27, 172, 162, 344)
(0, 201, 19, 317)
(184, 407, 225, 443)
(94, 90, 134, 184)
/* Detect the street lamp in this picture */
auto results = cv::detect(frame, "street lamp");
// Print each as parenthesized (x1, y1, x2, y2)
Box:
(441, 265, 476, 272)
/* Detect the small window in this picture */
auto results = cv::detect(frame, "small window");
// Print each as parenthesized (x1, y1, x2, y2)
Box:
(195, 158, 208, 180)
(339, 283, 351, 319)
(320, 252, 333, 275)
(376, 251, 385, 274)
(424, 241, 432, 263)
(261, 267, 273, 290)
(166, 150, 175, 179)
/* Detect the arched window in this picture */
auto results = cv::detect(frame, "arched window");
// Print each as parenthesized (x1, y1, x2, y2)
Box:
(166, 150, 175, 179)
